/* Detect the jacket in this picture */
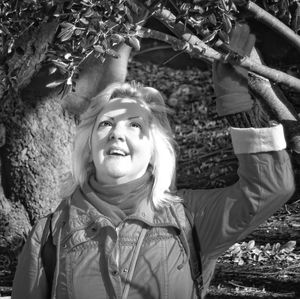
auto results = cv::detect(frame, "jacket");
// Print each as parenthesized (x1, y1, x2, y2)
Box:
(12, 124, 295, 299)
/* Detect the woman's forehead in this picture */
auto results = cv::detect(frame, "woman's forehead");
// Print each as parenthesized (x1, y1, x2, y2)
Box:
(98, 97, 150, 119)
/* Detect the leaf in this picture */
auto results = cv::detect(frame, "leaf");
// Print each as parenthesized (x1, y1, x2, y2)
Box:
(272, 242, 281, 253)
(222, 14, 232, 33)
(79, 17, 89, 25)
(192, 5, 204, 14)
(126, 36, 140, 50)
(218, 30, 230, 44)
(66, 77, 72, 85)
(252, 248, 261, 256)
(60, 22, 74, 30)
(230, 244, 241, 255)
(52, 60, 68, 69)
(48, 66, 57, 74)
(264, 243, 271, 250)
(84, 8, 94, 18)
(58, 24, 74, 42)
(202, 30, 218, 43)
(247, 240, 255, 250)
(93, 45, 105, 53)
(85, 35, 98, 48)
(208, 13, 217, 26)
(257, 254, 266, 262)
(280, 240, 296, 253)
(292, 3, 300, 32)
(64, 53, 72, 60)
(229, 0, 238, 12)
(125, 6, 134, 23)
(219, 0, 229, 11)
(237, 258, 244, 265)
(126, 0, 140, 15)
(46, 80, 65, 88)
(58, 82, 72, 99)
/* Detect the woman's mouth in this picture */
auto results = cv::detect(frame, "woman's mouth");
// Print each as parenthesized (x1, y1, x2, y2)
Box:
(107, 148, 129, 156)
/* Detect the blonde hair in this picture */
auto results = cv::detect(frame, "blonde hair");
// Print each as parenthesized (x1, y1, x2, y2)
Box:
(72, 82, 180, 208)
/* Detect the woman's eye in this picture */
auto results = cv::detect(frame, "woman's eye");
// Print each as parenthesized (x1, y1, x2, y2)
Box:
(98, 120, 112, 128)
(130, 122, 142, 129)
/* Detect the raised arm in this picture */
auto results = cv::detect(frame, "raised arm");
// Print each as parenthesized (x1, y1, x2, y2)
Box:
(62, 2, 148, 114)
(62, 43, 132, 114)
(179, 23, 295, 258)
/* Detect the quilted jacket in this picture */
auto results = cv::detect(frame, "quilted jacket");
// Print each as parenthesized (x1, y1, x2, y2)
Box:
(12, 125, 295, 299)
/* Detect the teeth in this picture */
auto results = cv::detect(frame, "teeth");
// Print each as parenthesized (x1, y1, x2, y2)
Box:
(109, 149, 126, 156)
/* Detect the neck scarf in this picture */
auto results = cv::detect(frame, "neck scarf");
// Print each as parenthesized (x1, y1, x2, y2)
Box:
(81, 171, 153, 226)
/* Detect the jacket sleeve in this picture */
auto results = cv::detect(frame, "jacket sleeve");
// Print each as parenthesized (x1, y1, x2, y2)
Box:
(11, 217, 50, 299)
(179, 124, 295, 258)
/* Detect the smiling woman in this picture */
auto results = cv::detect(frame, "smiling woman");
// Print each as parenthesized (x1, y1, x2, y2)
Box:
(90, 97, 153, 185)
(11, 24, 295, 299)
(71, 82, 179, 209)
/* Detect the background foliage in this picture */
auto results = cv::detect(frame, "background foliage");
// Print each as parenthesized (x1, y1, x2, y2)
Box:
(1, 0, 300, 96)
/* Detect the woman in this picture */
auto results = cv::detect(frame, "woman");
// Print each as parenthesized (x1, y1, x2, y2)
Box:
(12, 24, 295, 299)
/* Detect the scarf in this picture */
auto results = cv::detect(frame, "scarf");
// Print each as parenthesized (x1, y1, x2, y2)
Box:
(81, 171, 153, 226)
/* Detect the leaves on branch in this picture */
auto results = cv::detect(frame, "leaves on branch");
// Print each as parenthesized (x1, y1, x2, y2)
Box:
(1, 0, 300, 95)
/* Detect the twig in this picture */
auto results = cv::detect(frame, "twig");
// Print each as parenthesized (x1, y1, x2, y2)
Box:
(132, 45, 172, 57)
(137, 28, 191, 51)
(161, 48, 187, 66)
(228, 281, 256, 290)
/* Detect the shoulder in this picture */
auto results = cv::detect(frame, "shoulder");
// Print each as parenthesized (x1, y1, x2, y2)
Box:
(170, 201, 192, 231)
(27, 195, 74, 246)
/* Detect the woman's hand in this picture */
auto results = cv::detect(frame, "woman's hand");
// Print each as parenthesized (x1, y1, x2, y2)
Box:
(212, 23, 255, 116)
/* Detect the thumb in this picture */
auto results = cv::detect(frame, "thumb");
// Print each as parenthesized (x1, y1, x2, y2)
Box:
(229, 23, 256, 56)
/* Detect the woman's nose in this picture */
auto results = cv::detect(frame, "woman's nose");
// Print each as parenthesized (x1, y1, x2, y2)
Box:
(108, 124, 125, 141)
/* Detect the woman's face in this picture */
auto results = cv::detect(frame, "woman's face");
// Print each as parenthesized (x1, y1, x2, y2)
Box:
(91, 97, 153, 185)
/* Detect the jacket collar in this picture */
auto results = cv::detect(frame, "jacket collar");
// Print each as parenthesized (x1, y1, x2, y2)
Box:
(51, 186, 182, 244)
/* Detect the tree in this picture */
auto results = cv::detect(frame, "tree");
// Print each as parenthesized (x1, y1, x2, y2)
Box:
(0, 0, 299, 287)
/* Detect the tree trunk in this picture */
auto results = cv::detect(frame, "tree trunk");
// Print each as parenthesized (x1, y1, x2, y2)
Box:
(0, 21, 75, 282)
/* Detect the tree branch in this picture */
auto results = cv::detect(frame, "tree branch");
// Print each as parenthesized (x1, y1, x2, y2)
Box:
(249, 48, 300, 153)
(152, 8, 300, 93)
(137, 28, 191, 52)
(239, 1, 300, 53)
(6, 21, 59, 91)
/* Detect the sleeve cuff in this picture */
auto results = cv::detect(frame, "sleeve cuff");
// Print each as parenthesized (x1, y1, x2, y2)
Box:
(230, 124, 287, 154)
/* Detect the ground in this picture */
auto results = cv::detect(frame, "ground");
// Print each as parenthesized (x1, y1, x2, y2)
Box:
(207, 201, 300, 299)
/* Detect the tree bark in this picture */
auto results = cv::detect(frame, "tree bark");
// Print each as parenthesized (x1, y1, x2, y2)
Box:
(0, 21, 75, 275)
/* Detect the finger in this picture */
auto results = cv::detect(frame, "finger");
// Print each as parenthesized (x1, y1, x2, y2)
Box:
(213, 61, 241, 81)
(242, 33, 256, 57)
(230, 23, 251, 55)
(212, 61, 220, 81)
(230, 24, 255, 56)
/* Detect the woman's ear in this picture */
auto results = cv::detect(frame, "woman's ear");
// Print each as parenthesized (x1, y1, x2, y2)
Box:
(88, 134, 92, 151)
(149, 150, 155, 167)
(149, 132, 155, 167)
